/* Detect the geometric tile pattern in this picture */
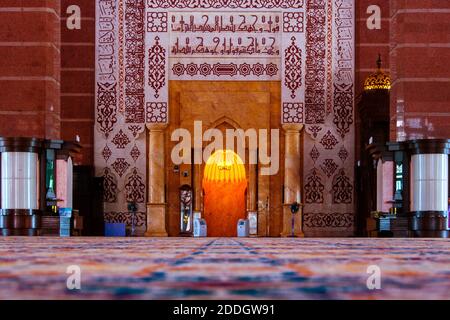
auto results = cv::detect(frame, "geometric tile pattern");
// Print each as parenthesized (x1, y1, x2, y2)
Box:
(283, 12, 304, 33)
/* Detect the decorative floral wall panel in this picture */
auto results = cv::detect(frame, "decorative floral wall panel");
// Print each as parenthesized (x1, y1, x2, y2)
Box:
(302, 0, 355, 236)
(95, 0, 147, 233)
(95, 0, 355, 236)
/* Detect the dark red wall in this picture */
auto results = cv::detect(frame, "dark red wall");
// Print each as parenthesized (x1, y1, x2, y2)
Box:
(356, 0, 391, 98)
(60, 0, 95, 165)
(0, 0, 61, 139)
(390, 0, 450, 140)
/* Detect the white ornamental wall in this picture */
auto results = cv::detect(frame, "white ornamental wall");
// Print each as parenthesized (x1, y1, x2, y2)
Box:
(95, 0, 147, 232)
(301, 0, 355, 236)
(95, 0, 355, 236)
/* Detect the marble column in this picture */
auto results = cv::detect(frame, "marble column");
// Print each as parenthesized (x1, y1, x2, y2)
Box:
(1, 152, 39, 210)
(281, 124, 304, 237)
(407, 139, 450, 237)
(0, 137, 44, 236)
(411, 154, 448, 213)
(145, 123, 168, 237)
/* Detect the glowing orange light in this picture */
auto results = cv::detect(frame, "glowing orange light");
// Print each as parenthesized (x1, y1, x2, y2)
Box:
(203, 150, 246, 183)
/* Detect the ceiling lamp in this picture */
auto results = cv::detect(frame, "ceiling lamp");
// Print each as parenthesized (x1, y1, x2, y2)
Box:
(364, 55, 391, 91)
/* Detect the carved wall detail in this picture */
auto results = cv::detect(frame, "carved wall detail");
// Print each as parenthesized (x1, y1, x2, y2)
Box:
(95, 0, 355, 235)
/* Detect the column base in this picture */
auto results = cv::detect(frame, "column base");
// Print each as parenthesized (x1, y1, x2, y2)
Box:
(256, 209, 269, 237)
(280, 204, 304, 237)
(280, 232, 305, 238)
(409, 211, 449, 238)
(144, 231, 168, 237)
(247, 211, 258, 236)
(413, 230, 449, 238)
(0, 209, 41, 236)
(145, 203, 168, 237)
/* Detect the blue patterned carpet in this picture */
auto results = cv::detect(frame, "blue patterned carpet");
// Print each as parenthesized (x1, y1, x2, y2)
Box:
(0, 237, 449, 299)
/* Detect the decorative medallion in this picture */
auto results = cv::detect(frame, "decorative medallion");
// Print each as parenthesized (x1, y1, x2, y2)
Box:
(283, 12, 304, 33)
(147, 12, 168, 32)
(332, 169, 353, 204)
(320, 159, 338, 178)
(148, 36, 166, 99)
(307, 125, 322, 138)
(102, 144, 112, 162)
(309, 145, 320, 164)
(130, 145, 141, 162)
(283, 103, 303, 123)
(320, 130, 338, 150)
(102, 167, 118, 203)
(96, 83, 117, 138)
(304, 168, 325, 204)
(146, 102, 168, 123)
(111, 158, 130, 177)
(125, 168, 146, 203)
(333, 83, 353, 138)
(338, 146, 349, 163)
(128, 125, 144, 138)
(112, 129, 131, 149)
(284, 36, 302, 99)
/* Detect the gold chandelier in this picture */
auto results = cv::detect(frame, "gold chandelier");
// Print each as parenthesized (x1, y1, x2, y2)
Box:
(364, 55, 391, 91)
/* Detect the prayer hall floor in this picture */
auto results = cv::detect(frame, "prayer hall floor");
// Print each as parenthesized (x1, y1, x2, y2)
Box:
(0, 237, 448, 300)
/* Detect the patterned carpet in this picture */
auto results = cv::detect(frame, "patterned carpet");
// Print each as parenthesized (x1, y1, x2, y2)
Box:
(0, 237, 449, 300)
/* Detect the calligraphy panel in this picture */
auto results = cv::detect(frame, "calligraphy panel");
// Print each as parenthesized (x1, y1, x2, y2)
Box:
(168, 12, 282, 81)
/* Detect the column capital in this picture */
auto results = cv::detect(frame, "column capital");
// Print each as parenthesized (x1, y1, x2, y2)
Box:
(282, 123, 304, 133)
(406, 139, 450, 155)
(146, 123, 168, 131)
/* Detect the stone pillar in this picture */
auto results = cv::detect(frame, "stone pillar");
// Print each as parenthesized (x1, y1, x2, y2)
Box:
(257, 168, 270, 236)
(408, 140, 450, 237)
(145, 124, 168, 237)
(0, 2, 61, 139)
(281, 124, 304, 237)
(247, 148, 258, 235)
(60, 1, 95, 165)
(56, 157, 73, 209)
(247, 149, 257, 211)
(193, 147, 203, 213)
(376, 160, 394, 213)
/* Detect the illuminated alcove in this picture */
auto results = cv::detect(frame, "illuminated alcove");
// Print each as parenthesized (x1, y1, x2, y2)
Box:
(203, 150, 247, 237)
